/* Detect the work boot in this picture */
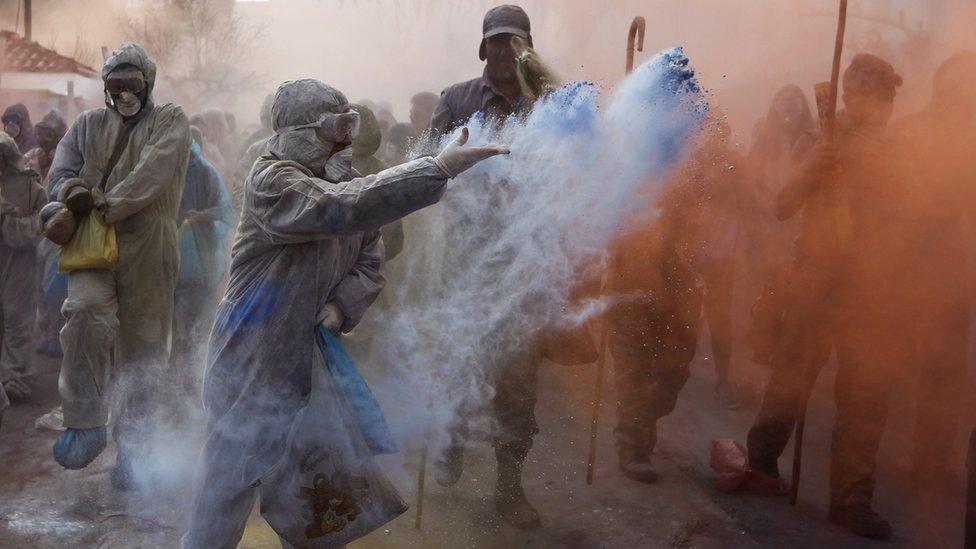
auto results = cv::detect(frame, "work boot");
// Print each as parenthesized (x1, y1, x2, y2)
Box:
(433, 442, 464, 487)
(494, 442, 541, 529)
(111, 451, 135, 491)
(618, 446, 658, 483)
(828, 502, 893, 541)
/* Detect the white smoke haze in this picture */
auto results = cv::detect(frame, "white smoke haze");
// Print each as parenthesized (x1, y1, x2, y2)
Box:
(367, 47, 705, 456)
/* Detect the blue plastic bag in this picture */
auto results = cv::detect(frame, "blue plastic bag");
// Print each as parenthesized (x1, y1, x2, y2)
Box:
(53, 426, 107, 470)
(315, 326, 397, 455)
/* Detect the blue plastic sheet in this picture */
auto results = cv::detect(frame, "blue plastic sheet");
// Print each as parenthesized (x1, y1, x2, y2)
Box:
(315, 325, 397, 455)
(177, 222, 206, 286)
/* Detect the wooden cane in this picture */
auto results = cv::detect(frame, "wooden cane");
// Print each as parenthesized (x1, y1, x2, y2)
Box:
(586, 293, 612, 485)
(414, 443, 427, 529)
(790, 0, 848, 507)
(965, 426, 976, 548)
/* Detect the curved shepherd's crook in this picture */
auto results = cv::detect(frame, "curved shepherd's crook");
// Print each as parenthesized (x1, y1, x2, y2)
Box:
(626, 16, 646, 75)
(586, 15, 647, 487)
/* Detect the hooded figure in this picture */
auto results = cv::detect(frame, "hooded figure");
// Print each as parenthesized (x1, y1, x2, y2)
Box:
(183, 78, 505, 548)
(0, 133, 45, 400)
(2, 103, 39, 154)
(170, 139, 234, 395)
(27, 110, 70, 359)
(352, 104, 404, 260)
(46, 43, 191, 485)
(25, 110, 68, 184)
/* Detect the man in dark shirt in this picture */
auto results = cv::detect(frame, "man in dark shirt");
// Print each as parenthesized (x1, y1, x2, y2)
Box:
(745, 54, 905, 541)
(427, 4, 543, 530)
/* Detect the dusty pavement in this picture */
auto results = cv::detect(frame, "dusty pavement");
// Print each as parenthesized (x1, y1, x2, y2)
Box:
(0, 339, 971, 548)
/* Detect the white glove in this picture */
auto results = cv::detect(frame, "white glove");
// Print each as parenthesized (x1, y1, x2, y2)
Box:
(433, 127, 510, 179)
(316, 301, 345, 333)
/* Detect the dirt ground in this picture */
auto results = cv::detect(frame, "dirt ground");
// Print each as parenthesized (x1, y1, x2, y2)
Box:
(0, 337, 971, 548)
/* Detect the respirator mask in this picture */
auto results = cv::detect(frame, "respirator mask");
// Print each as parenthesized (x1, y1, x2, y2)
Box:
(278, 109, 361, 180)
(105, 69, 148, 118)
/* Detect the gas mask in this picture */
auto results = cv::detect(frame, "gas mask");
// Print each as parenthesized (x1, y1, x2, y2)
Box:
(105, 68, 148, 118)
(275, 110, 361, 180)
(3, 122, 20, 139)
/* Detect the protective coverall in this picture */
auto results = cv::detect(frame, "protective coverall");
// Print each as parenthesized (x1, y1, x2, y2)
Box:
(2, 103, 38, 154)
(47, 44, 191, 463)
(0, 134, 45, 393)
(27, 110, 69, 357)
(170, 140, 233, 396)
(183, 79, 451, 548)
(351, 104, 403, 260)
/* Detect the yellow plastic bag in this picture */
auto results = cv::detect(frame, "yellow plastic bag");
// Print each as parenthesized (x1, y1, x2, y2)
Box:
(58, 210, 118, 272)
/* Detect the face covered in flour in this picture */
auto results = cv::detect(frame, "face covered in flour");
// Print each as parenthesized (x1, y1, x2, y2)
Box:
(104, 65, 148, 119)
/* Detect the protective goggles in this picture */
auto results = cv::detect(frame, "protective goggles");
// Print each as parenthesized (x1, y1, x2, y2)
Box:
(282, 110, 361, 144)
(105, 71, 147, 96)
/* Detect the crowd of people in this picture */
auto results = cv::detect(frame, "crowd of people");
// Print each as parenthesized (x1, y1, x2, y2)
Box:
(0, 3, 973, 547)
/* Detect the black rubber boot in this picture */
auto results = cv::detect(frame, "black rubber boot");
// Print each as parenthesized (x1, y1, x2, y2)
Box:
(433, 442, 465, 487)
(494, 442, 541, 529)
(828, 502, 893, 541)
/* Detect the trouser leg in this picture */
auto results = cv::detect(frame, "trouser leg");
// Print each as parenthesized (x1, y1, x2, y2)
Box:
(747, 297, 833, 476)
(703, 268, 734, 383)
(490, 347, 541, 450)
(830, 321, 896, 507)
(182, 429, 259, 549)
(912, 307, 969, 479)
(609, 320, 657, 458)
(1, 255, 37, 378)
(59, 269, 118, 429)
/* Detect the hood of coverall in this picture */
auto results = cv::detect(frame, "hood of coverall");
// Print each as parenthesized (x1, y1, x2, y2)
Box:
(268, 79, 351, 178)
(0, 132, 28, 174)
(35, 110, 68, 152)
(101, 43, 157, 117)
(2, 103, 36, 153)
(351, 104, 381, 157)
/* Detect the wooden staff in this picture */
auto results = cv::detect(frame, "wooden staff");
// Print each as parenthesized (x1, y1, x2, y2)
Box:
(790, 0, 848, 507)
(966, 426, 976, 548)
(586, 15, 646, 486)
(586, 294, 612, 485)
(414, 443, 427, 529)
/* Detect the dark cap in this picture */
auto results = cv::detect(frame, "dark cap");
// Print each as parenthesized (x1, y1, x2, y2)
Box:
(480, 4, 532, 60)
(843, 53, 902, 100)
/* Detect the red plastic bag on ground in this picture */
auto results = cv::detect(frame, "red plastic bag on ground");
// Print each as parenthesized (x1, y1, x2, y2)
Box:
(710, 439, 749, 492)
(709, 439, 789, 496)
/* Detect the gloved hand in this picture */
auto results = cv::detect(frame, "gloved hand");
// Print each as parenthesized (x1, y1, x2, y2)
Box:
(59, 178, 94, 214)
(317, 301, 345, 334)
(2, 373, 35, 400)
(53, 425, 107, 470)
(40, 202, 77, 246)
(434, 127, 510, 179)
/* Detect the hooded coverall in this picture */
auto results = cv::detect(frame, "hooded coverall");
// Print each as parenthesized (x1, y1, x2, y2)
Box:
(47, 43, 191, 455)
(183, 79, 449, 548)
(0, 135, 45, 386)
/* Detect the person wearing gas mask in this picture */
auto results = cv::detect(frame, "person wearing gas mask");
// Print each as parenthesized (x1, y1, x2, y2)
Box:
(45, 43, 191, 489)
(2, 103, 38, 154)
(0, 133, 45, 401)
(182, 78, 506, 549)
(26, 110, 69, 358)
